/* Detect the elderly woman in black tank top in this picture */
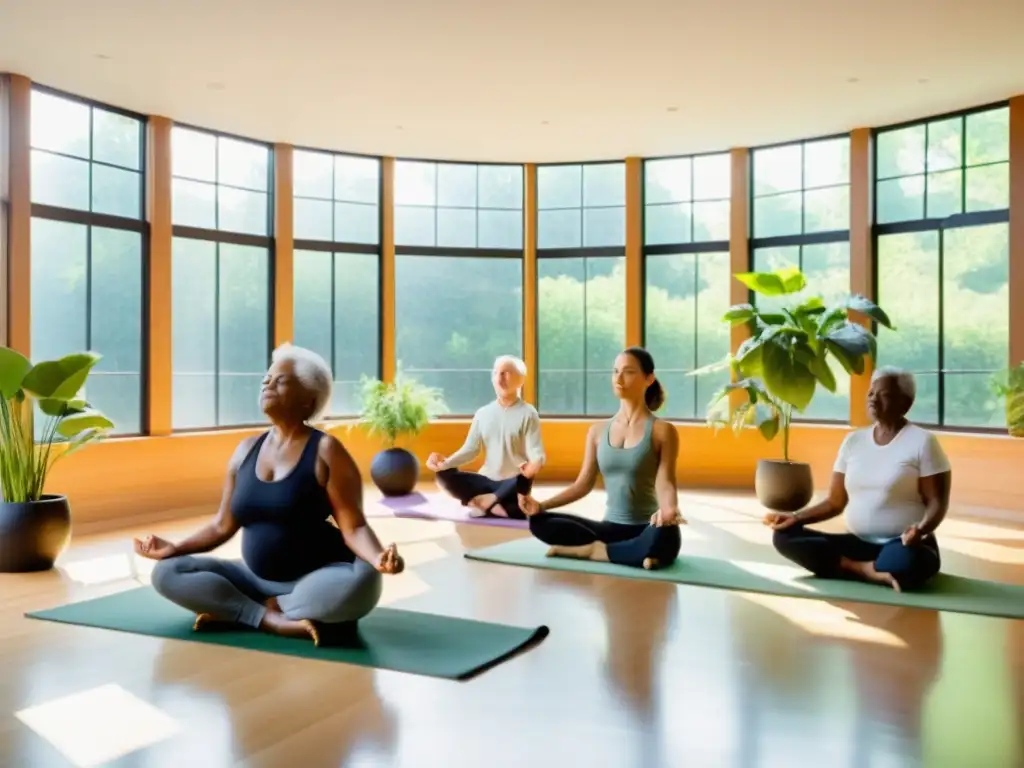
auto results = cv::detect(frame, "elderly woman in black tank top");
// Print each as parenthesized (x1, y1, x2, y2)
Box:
(134, 343, 404, 646)
(518, 347, 686, 570)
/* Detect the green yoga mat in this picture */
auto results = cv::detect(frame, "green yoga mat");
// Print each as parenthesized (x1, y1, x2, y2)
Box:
(465, 538, 1024, 619)
(26, 587, 549, 680)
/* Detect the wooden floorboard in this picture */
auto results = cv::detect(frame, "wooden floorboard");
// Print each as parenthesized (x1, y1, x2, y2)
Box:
(1, 484, 1022, 767)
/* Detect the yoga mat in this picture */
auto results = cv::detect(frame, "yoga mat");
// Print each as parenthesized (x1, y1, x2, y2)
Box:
(374, 491, 528, 529)
(26, 587, 549, 680)
(465, 538, 1024, 619)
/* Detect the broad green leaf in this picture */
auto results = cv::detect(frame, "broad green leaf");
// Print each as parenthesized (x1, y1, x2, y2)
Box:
(825, 322, 876, 361)
(808, 353, 837, 393)
(825, 339, 866, 375)
(56, 409, 114, 438)
(734, 266, 807, 297)
(0, 347, 31, 400)
(23, 352, 101, 400)
(761, 341, 816, 411)
(842, 294, 895, 329)
(793, 295, 826, 315)
(817, 306, 848, 335)
(735, 338, 765, 377)
(778, 266, 807, 294)
(722, 304, 756, 324)
(38, 397, 89, 417)
(753, 404, 780, 441)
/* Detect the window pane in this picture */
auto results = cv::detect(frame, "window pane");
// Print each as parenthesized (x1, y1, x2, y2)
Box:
(171, 127, 216, 182)
(693, 200, 729, 241)
(799, 242, 850, 421)
(478, 165, 522, 209)
(31, 218, 88, 363)
(437, 207, 477, 248)
(583, 164, 625, 207)
(803, 186, 849, 232)
(395, 161, 436, 206)
(693, 154, 730, 200)
(965, 107, 1009, 165)
(538, 165, 581, 209)
(942, 223, 1008, 428)
(437, 163, 477, 207)
(583, 206, 625, 247)
(395, 205, 436, 246)
(88, 227, 143, 435)
(538, 209, 580, 249)
(644, 251, 730, 420)
(293, 150, 333, 198)
(965, 163, 1009, 211)
(334, 253, 380, 414)
(645, 203, 691, 246)
(172, 238, 217, 429)
(925, 169, 962, 218)
(218, 244, 270, 426)
(294, 197, 334, 241)
(31, 91, 89, 158)
(293, 250, 334, 367)
(753, 192, 801, 238)
(395, 255, 522, 415)
(172, 178, 217, 229)
(92, 109, 141, 170)
(335, 156, 379, 204)
(926, 117, 962, 172)
(538, 256, 624, 415)
(876, 176, 924, 224)
(876, 125, 925, 179)
(91, 165, 141, 219)
(753, 144, 801, 195)
(31, 151, 90, 210)
(335, 202, 378, 245)
(876, 231, 940, 424)
(218, 137, 269, 191)
(478, 209, 522, 249)
(803, 138, 849, 188)
(217, 187, 268, 236)
(645, 158, 691, 205)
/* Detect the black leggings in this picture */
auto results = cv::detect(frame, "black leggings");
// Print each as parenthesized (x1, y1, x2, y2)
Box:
(435, 469, 533, 520)
(773, 524, 941, 591)
(528, 512, 682, 569)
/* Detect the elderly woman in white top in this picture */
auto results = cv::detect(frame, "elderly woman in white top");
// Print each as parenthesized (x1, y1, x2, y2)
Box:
(765, 366, 952, 592)
(425, 355, 546, 519)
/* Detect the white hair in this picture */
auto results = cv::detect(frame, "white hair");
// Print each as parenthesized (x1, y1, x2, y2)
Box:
(493, 355, 527, 377)
(271, 343, 333, 421)
(872, 365, 916, 402)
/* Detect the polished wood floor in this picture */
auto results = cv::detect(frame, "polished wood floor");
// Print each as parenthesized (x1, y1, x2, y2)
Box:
(1, 484, 1022, 767)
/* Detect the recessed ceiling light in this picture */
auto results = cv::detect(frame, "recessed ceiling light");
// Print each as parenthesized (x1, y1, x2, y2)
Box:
(846, 77, 860, 84)
(541, 120, 550, 125)
(94, 53, 111, 60)
(207, 82, 225, 91)
(395, 125, 404, 131)
(918, 78, 929, 84)
(666, 106, 679, 112)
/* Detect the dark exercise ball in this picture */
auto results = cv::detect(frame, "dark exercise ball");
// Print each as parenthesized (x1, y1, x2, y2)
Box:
(370, 448, 420, 497)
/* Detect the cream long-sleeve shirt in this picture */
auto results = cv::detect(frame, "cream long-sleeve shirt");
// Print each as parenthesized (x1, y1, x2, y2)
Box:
(440, 398, 546, 480)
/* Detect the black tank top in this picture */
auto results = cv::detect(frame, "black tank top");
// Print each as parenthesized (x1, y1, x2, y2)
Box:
(231, 429, 353, 582)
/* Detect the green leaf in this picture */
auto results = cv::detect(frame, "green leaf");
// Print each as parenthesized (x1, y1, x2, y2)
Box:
(0, 347, 31, 400)
(57, 409, 115, 438)
(761, 340, 816, 411)
(793, 295, 826, 316)
(689, 355, 732, 377)
(734, 266, 807, 297)
(38, 398, 89, 417)
(757, 312, 789, 326)
(817, 306, 848, 335)
(825, 322, 876, 362)
(842, 294, 895, 329)
(22, 352, 102, 400)
(808, 353, 837, 393)
(825, 338, 866, 375)
(734, 337, 765, 377)
(753, 404, 780, 441)
(722, 304, 756, 325)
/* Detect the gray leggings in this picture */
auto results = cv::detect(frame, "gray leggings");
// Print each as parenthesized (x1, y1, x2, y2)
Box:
(150, 554, 383, 628)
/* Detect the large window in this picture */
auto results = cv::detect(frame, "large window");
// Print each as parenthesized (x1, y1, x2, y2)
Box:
(750, 136, 851, 422)
(537, 163, 625, 415)
(874, 105, 1010, 428)
(292, 150, 381, 415)
(29, 88, 145, 435)
(393, 161, 523, 415)
(643, 153, 731, 420)
(170, 127, 271, 429)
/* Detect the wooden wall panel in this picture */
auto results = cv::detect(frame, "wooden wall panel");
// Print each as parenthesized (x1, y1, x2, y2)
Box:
(625, 156, 643, 347)
(380, 157, 396, 382)
(848, 127, 874, 426)
(523, 163, 538, 404)
(6, 74, 30, 357)
(145, 116, 173, 435)
(1010, 95, 1024, 367)
(273, 143, 294, 349)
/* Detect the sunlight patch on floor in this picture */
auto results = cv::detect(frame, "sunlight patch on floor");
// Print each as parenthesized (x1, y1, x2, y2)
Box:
(15, 683, 181, 767)
(740, 593, 909, 648)
(936, 537, 1024, 565)
(731, 560, 820, 592)
(941, 518, 1024, 542)
(61, 553, 137, 586)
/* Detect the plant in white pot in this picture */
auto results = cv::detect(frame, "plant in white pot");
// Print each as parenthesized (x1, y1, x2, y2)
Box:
(0, 348, 114, 572)
(352, 374, 447, 497)
(693, 266, 893, 511)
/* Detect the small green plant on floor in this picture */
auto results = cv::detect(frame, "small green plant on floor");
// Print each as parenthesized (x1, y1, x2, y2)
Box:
(0, 348, 115, 503)
(352, 374, 448, 448)
(989, 362, 1024, 437)
(692, 266, 894, 461)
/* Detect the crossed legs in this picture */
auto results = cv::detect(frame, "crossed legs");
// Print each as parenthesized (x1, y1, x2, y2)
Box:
(436, 469, 533, 519)
(150, 555, 383, 645)
(772, 524, 941, 591)
(528, 512, 682, 570)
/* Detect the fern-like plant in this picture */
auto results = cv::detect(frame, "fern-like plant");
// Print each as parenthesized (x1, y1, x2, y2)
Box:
(353, 375, 447, 448)
(990, 362, 1024, 437)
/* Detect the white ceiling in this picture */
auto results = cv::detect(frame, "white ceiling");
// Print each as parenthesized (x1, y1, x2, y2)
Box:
(2, 0, 1023, 162)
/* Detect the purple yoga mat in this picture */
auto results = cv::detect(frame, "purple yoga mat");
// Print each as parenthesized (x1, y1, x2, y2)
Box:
(372, 491, 529, 529)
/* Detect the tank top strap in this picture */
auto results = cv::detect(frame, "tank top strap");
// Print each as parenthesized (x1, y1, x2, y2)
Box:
(240, 431, 271, 473)
(297, 429, 326, 474)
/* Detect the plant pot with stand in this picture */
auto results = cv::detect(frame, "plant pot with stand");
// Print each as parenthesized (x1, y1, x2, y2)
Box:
(693, 266, 894, 513)
(0, 348, 114, 573)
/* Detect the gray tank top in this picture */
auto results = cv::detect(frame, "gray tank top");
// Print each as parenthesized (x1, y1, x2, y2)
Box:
(597, 416, 660, 525)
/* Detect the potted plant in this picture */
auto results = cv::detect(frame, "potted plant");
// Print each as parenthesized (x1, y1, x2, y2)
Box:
(693, 266, 893, 511)
(0, 348, 114, 572)
(989, 362, 1024, 437)
(352, 374, 447, 497)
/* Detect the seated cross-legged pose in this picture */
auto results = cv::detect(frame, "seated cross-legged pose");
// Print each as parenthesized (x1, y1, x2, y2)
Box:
(134, 343, 404, 646)
(518, 347, 686, 570)
(425, 354, 545, 520)
(766, 366, 952, 592)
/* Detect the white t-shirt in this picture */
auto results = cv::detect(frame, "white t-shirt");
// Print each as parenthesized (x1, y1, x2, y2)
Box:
(834, 423, 951, 543)
(439, 398, 546, 480)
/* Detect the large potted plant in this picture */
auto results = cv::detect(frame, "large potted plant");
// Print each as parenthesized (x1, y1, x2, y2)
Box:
(694, 266, 893, 511)
(353, 374, 447, 497)
(0, 348, 114, 572)
(989, 362, 1024, 437)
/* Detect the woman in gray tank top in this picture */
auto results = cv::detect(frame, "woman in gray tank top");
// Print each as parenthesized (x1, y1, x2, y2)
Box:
(518, 347, 686, 570)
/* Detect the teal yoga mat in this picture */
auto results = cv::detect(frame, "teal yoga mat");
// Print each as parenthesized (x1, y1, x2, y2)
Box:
(26, 586, 549, 680)
(465, 537, 1024, 619)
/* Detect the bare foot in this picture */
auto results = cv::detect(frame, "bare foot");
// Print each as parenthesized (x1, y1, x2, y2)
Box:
(840, 558, 902, 592)
(468, 493, 507, 517)
(265, 596, 282, 612)
(259, 609, 320, 644)
(642, 557, 661, 570)
(546, 542, 610, 562)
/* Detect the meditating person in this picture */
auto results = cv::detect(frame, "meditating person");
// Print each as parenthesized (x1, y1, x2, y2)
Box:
(134, 343, 404, 646)
(425, 354, 545, 519)
(765, 366, 952, 592)
(517, 346, 686, 570)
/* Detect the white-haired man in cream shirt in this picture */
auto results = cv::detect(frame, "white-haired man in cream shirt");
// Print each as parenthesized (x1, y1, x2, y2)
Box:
(426, 355, 546, 519)
(764, 366, 953, 592)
